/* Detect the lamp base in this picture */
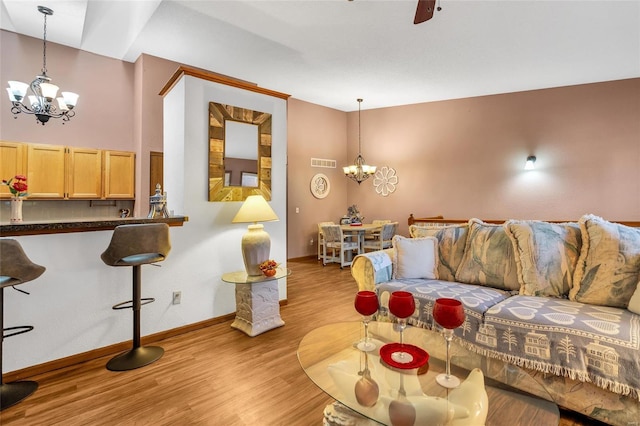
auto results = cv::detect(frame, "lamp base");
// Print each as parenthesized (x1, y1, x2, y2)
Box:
(242, 224, 271, 276)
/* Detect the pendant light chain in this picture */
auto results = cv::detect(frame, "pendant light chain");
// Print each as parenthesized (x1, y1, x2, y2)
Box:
(41, 10, 48, 76)
(358, 98, 362, 155)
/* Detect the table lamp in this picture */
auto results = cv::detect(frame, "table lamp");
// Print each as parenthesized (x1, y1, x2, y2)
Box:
(232, 195, 279, 276)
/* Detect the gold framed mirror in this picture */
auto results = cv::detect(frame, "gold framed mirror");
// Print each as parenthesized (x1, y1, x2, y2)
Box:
(208, 102, 272, 201)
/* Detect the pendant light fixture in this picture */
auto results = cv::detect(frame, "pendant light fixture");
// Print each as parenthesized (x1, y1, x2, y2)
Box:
(6, 6, 79, 125)
(343, 98, 376, 184)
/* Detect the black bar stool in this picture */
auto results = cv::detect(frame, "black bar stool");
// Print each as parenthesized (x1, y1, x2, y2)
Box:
(101, 223, 171, 371)
(0, 239, 45, 410)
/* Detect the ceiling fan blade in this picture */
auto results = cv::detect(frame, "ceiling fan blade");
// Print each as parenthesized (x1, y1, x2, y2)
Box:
(414, 0, 436, 24)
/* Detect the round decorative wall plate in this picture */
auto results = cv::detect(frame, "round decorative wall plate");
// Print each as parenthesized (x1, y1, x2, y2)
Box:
(310, 173, 330, 199)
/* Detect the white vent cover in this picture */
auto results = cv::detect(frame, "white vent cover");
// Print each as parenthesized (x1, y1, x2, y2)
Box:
(311, 158, 337, 168)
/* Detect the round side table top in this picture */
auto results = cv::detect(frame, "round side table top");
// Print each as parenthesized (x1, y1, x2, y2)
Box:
(221, 266, 291, 284)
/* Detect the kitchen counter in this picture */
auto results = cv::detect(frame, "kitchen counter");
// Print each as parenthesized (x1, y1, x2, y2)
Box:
(0, 216, 188, 237)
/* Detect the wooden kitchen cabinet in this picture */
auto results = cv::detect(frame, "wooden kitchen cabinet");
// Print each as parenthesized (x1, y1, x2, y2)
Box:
(27, 143, 66, 199)
(67, 147, 103, 199)
(4, 142, 135, 200)
(103, 150, 135, 199)
(0, 141, 27, 199)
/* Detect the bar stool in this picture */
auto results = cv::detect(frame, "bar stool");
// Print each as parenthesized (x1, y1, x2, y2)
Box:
(101, 223, 171, 371)
(0, 239, 45, 410)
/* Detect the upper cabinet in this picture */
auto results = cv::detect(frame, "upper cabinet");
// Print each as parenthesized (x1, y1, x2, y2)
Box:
(103, 150, 135, 199)
(1, 141, 135, 200)
(0, 141, 27, 198)
(67, 147, 103, 199)
(27, 143, 67, 198)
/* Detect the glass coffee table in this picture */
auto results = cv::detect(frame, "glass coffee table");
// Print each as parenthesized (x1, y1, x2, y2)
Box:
(298, 321, 559, 425)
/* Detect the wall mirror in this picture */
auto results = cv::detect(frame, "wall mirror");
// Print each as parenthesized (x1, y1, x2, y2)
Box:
(208, 102, 272, 201)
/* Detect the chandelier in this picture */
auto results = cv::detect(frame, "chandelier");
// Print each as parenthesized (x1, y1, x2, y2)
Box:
(343, 98, 376, 184)
(6, 6, 79, 125)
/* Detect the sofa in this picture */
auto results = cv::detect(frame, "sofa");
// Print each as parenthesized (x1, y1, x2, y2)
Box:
(351, 215, 640, 426)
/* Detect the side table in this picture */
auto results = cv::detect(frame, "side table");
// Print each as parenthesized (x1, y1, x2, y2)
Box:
(221, 267, 290, 337)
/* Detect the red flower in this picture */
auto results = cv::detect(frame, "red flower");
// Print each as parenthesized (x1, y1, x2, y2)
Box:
(2, 175, 29, 197)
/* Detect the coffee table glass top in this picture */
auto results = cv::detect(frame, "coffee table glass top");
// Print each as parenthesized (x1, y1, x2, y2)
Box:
(298, 321, 559, 426)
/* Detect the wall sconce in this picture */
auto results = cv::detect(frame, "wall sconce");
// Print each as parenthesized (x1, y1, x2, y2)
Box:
(524, 155, 536, 170)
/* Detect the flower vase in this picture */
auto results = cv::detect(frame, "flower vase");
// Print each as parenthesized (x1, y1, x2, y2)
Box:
(10, 197, 23, 223)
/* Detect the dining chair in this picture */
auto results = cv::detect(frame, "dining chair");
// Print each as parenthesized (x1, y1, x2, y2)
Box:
(365, 219, 391, 240)
(321, 225, 360, 268)
(363, 222, 398, 252)
(317, 221, 335, 261)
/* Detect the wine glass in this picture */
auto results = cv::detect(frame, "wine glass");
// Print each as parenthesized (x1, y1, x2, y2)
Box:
(432, 298, 466, 388)
(354, 291, 379, 352)
(388, 291, 416, 363)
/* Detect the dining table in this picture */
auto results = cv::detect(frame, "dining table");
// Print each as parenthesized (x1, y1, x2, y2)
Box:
(340, 223, 381, 254)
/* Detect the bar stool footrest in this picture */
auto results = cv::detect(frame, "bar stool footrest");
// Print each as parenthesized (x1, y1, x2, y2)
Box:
(0, 380, 38, 411)
(106, 346, 164, 371)
(112, 297, 155, 310)
(3, 325, 34, 339)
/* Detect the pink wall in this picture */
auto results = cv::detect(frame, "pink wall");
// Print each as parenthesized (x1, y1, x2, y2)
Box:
(1, 30, 134, 150)
(287, 78, 640, 258)
(134, 54, 180, 215)
(344, 79, 640, 240)
(287, 98, 349, 258)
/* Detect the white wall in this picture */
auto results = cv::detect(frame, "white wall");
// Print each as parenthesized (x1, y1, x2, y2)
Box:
(4, 76, 287, 373)
(162, 73, 288, 323)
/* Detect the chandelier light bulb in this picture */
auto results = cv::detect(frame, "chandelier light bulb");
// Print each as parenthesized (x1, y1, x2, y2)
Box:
(57, 98, 69, 111)
(8, 81, 28, 101)
(40, 83, 59, 102)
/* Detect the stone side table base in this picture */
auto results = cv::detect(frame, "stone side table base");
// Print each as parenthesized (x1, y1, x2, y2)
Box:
(231, 280, 284, 337)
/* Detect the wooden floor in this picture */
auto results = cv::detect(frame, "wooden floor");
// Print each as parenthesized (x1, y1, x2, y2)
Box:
(1, 258, 599, 425)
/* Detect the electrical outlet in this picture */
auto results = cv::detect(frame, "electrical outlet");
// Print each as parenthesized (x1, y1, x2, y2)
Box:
(310, 239, 314, 245)
(172, 291, 181, 305)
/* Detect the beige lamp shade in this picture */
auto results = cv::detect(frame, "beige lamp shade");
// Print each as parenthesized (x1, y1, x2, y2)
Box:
(232, 195, 279, 224)
(232, 195, 279, 276)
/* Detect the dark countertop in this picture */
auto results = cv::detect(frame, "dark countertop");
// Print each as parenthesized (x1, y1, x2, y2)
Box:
(0, 216, 188, 237)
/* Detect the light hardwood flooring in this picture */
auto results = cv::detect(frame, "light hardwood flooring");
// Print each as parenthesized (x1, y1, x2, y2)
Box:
(1, 258, 600, 425)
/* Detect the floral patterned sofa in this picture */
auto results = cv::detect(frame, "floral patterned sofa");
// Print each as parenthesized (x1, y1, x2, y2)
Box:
(351, 215, 640, 426)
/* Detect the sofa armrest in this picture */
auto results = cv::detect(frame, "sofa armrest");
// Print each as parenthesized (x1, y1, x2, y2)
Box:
(351, 248, 395, 291)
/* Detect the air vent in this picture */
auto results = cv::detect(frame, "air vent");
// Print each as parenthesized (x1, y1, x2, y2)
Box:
(311, 158, 336, 168)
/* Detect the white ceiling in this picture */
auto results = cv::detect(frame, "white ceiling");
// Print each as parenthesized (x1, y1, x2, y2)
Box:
(2, 0, 639, 111)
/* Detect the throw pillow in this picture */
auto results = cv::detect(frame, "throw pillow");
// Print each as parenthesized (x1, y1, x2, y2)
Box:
(392, 235, 438, 280)
(570, 214, 640, 308)
(409, 223, 468, 281)
(505, 220, 582, 297)
(628, 280, 640, 315)
(455, 219, 520, 291)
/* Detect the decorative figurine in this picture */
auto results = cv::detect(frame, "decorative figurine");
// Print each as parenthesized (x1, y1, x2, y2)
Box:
(148, 183, 170, 218)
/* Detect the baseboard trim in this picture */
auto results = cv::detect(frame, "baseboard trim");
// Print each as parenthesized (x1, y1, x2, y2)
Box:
(287, 255, 317, 262)
(3, 301, 287, 382)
